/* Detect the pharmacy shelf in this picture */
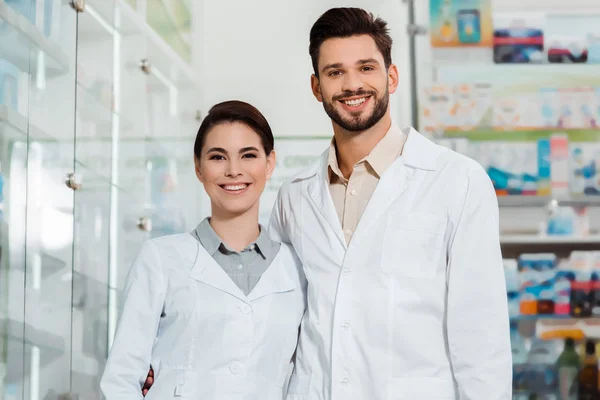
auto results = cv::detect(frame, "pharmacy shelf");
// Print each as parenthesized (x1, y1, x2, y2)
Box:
(0, 317, 65, 354)
(85, 0, 198, 89)
(435, 62, 600, 86)
(0, 2, 70, 77)
(500, 235, 600, 245)
(510, 315, 600, 322)
(0, 104, 55, 142)
(498, 195, 600, 208)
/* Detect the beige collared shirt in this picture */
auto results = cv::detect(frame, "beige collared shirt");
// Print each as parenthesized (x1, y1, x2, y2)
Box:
(328, 124, 407, 244)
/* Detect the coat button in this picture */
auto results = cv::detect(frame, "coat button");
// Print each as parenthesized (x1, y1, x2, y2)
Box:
(240, 305, 253, 314)
(341, 377, 350, 386)
(341, 321, 351, 330)
(229, 363, 245, 374)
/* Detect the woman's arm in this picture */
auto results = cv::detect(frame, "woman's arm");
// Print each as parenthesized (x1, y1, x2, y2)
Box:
(100, 240, 166, 400)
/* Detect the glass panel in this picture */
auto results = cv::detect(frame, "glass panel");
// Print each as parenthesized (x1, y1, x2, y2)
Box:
(0, 7, 46, 399)
(73, 2, 115, 397)
(0, 0, 35, 395)
(76, 0, 114, 180)
(23, 137, 75, 400)
(70, 164, 111, 400)
(8, 0, 79, 399)
(144, 59, 201, 237)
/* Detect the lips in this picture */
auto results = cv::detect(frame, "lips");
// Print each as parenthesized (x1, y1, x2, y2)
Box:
(220, 183, 250, 193)
(341, 97, 369, 107)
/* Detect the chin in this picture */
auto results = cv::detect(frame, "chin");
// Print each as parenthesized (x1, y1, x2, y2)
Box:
(217, 202, 257, 218)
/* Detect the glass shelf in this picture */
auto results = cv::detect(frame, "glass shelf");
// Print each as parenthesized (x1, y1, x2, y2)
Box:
(0, 2, 70, 77)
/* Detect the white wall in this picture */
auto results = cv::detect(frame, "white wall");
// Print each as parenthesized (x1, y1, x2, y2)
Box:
(194, 0, 414, 138)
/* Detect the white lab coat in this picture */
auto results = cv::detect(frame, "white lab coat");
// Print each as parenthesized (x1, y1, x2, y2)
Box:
(269, 127, 512, 400)
(100, 232, 307, 400)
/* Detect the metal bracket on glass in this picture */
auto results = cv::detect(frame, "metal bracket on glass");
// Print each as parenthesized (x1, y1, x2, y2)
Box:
(70, 0, 85, 12)
(407, 24, 427, 36)
(137, 217, 153, 232)
(140, 59, 152, 75)
(65, 173, 82, 191)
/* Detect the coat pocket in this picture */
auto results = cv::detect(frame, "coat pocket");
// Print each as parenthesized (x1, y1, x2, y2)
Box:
(389, 377, 455, 399)
(383, 212, 447, 279)
(145, 367, 191, 399)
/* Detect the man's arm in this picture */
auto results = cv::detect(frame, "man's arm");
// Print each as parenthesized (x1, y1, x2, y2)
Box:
(268, 187, 292, 245)
(100, 241, 165, 399)
(446, 164, 512, 399)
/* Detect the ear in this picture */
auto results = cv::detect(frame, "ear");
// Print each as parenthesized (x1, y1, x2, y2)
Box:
(311, 74, 323, 103)
(266, 150, 276, 180)
(194, 156, 204, 183)
(387, 63, 399, 95)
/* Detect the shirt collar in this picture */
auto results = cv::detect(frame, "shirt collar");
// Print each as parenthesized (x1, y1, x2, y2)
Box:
(327, 123, 407, 181)
(194, 218, 270, 260)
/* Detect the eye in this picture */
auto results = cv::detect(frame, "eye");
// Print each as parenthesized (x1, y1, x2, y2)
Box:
(209, 154, 225, 161)
(242, 153, 258, 159)
(328, 70, 342, 77)
(361, 65, 375, 72)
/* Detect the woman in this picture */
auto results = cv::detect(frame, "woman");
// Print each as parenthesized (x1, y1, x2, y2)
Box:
(100, 101, 307, 399)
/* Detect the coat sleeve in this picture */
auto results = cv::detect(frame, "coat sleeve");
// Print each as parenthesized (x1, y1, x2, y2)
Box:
(446, 164, 512, 399)
(268, 186, 292, 245)
(100, 240, 166, 400)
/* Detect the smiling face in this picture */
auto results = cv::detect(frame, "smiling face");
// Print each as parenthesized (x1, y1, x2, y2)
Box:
(311, 34, 398, 133)
(195, 122, 276, 219)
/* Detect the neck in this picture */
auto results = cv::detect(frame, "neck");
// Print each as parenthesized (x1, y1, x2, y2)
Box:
(332, 112, 392, 179)
(210, 205, 260, 252)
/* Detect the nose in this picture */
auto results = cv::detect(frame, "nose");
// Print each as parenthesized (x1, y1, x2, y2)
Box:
(341, 70, 363, 93)
(225, 158, 242, 178)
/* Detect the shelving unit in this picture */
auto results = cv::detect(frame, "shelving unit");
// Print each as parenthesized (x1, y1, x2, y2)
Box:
(498, 195, 600, 208)
(0, 1, 201, 398)
(0, 2, 69, 77)
(501, 235, 600, 245)
(0, 104, 53, 142)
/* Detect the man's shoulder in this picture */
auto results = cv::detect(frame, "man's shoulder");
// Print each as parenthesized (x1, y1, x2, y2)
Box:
(278, 149, 327, 195)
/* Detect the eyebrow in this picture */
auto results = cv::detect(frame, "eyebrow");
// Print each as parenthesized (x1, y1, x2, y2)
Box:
(321, 58, 381, 73)
(357, 58, 380, 66)
(321, 62, 343, 73)
(206, 146, 260, 155)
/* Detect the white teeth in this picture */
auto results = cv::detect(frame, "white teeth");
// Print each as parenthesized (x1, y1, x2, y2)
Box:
(223, 184, 248, 191)
(343, 98, 367, 107)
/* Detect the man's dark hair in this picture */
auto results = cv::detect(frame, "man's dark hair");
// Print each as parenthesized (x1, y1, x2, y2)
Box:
(309, 7, 393, 76)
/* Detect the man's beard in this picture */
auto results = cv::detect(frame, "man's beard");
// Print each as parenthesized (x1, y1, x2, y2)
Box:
(322, 87, 389, 133)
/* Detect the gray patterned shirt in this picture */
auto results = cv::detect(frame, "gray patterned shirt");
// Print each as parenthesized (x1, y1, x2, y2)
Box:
(191, 218, 281, 296)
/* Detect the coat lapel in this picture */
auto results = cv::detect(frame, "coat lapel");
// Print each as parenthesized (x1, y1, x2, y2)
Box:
(247, 253, 297, 302)
(352, 128, 443, 241)
(187, 236, 249, 303)
(305, 152, 347, 249)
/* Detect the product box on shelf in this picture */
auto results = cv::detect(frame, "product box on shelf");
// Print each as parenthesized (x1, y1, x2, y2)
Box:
(550, 133, 570, 198)
(505, 259, 519, 318)
(570, 142, 600, 196)
(518, 253, 557, 316)
(470, 141, 538, 196)
(421, 84, 456, 134)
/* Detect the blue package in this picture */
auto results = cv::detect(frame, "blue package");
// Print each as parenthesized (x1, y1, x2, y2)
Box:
(537, 138, 551, 194)
(457, 9, 481, 44)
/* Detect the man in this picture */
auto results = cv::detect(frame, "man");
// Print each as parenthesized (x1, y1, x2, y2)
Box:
(268, 7, 512, 400)
(142, 7, 512, 399)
